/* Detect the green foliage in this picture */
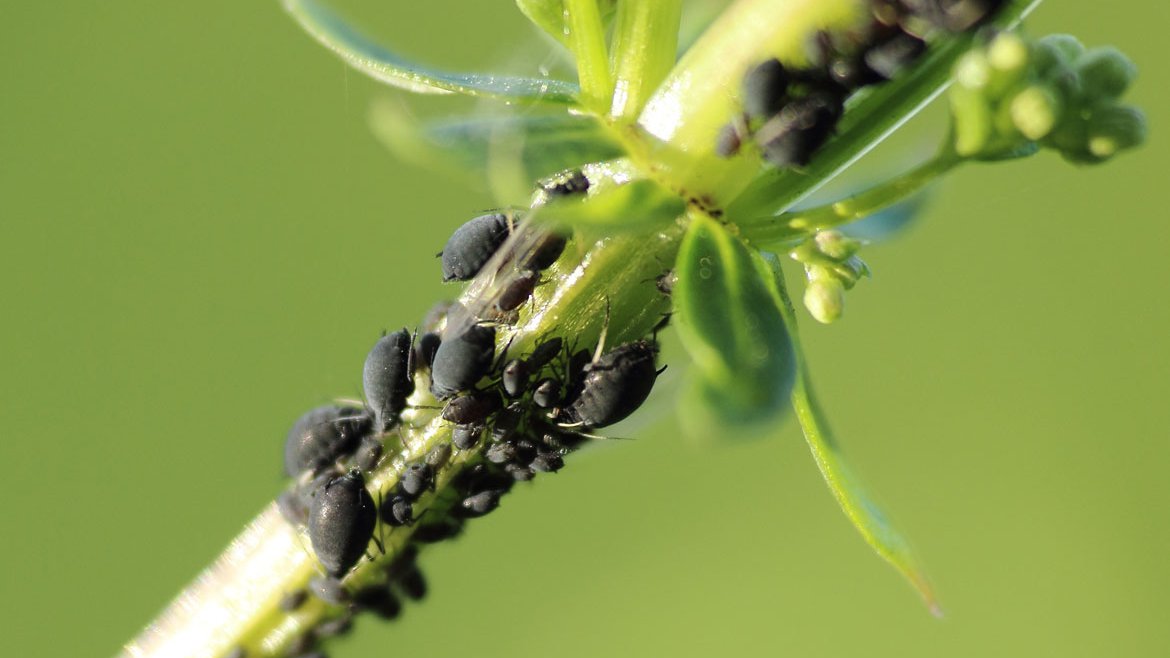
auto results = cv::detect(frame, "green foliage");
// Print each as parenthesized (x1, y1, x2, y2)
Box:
(284, 0, 580, 104)
(674, 215, 795, 428)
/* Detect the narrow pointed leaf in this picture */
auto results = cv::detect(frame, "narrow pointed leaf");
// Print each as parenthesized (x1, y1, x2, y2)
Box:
(368, 101, 623, 199)
(764, 255, 942, 615)
(285, 0, 579, 105)
(674, 215, 795, 428)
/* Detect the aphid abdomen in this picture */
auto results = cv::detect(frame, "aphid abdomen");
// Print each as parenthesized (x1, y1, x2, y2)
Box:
(429, 324, 497, 400)
(284, 405, 369, 477)
(566, 341, 660, 428)
(440, 213, 511, 282)
(308, 469, 378, 578)
(362, 329, 415, 432)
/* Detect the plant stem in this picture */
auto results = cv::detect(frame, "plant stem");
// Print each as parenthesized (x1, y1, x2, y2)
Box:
(566, 0, 613, 112)
(739, 152, 961, 246)
(120, 230, 676, 658)
(608, 0, 682, 122)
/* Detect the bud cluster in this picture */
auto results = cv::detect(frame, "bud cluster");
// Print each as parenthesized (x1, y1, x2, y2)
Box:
(950, 32, 1146, 163)
(790, 231, 871, 324)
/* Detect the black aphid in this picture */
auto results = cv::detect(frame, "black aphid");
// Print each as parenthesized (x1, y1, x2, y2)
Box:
(362, 329, 415, 432)
(425, 442, 452, 470)
(412, 520, 464, 544)
(353, 436, 383, 472)
(502, 359, 530, 398)
(715, 121, 744, 158)
(485, 441, 517, 464)
(309, 576, 350, 606)
(277, 491, 308, 525)
(394, 565, 428, 601)
(415, 332, 441, 370)
(526, 337, 564, 371)
(496, 270, 539, 312)
(283, 405, 370, 477)
(429, 324, 497, 400)
(440, 212, 511, 282)
(491, 404, 522, 442)
(458, 490, 504, 518)
(452, 423, 483, 450)
(441, 390, 501, 425)
(381, 495, 414, 527)
(354, 585, 401, 620)
(564, 340, 661, 428)
(655, 269, 677, 296)
(910, 0, 1008, 32)
(756, 92, 843, 168)
(504, 463, 536, 482)
(864, 32, 927, 80)
(530, 452, 564, 473)
(515, 438, 540, 464)
(279, 588, 308, 612)
(308, 469, 378, 578)
(742, 58, 791, 120)
(398, 462, 435, 500)
(541, 169, 590, 197)
(532, 377, 561, 409)
(520, 231, 568, 272)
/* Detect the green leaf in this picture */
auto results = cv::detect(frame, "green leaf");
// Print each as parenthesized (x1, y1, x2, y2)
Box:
(285, 0, 579, 105)
(368, 101, 623, 201)
(534, 159, 685, 232)
(516, 0, 617, 48)
(766, 258, 943, 615)
(673, 215, 795, 428)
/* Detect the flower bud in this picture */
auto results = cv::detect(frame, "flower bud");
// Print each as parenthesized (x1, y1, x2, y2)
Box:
(804, 274, 845, 324)
(1075, 47, 1137, 101)
(1031, 34, 1085, 77)
(813, 230, 860, 260)
(1010, 86, 1061, 140)
(985, 32, 1029, 96)
(1086, 104, 1147, 160)
(950, 85, 993, 157)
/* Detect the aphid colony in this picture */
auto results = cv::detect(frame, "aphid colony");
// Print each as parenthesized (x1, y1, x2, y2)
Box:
(268, 199, 662, 657)
(717, 0, 1008, 166)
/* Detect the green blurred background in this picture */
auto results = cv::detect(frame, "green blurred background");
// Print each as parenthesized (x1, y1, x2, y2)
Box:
(2, 2, 1166, 656)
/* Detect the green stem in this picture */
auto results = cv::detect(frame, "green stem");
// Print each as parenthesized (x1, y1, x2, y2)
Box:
(566, 0, 613, 112)
(120, 230, 676, 658)
(740, 152, 961, 246)
(608, 0, 682, 122)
